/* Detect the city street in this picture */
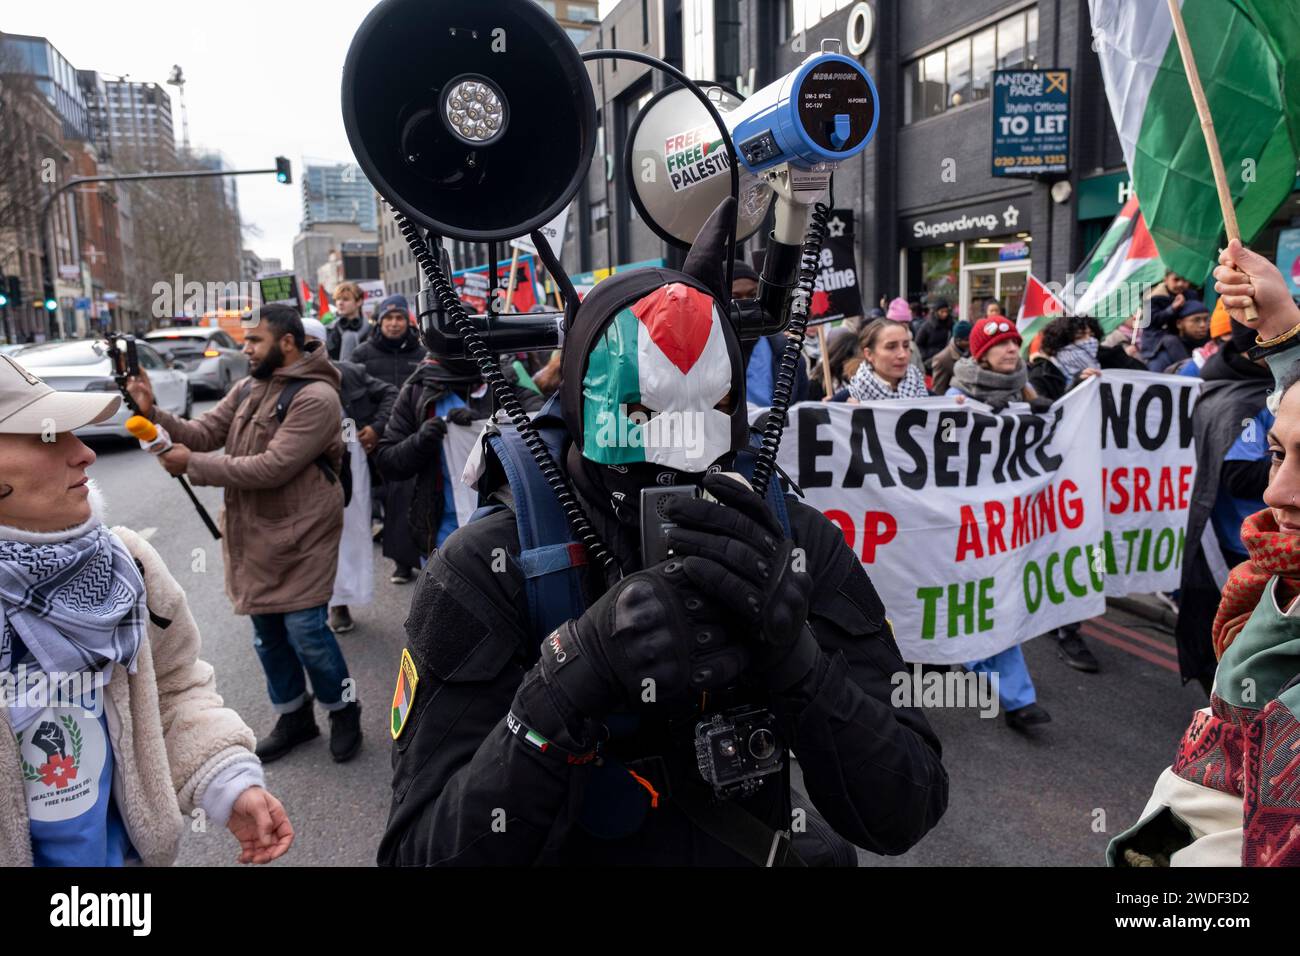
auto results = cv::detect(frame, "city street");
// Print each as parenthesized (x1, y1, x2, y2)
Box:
(86, 399, 1207, 868)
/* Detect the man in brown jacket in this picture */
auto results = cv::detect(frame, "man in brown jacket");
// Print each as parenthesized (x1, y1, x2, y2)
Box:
(929, 319, 971, 395)
(127, 305, 362, 764)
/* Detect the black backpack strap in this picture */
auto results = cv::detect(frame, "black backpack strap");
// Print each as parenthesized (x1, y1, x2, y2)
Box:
(625, 756, 805, 867)
(272, 379, 340, 488)
(130, 556, 172, 630)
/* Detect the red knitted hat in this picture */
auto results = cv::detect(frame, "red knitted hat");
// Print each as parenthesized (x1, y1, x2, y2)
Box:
(970, 317, 1021, 360)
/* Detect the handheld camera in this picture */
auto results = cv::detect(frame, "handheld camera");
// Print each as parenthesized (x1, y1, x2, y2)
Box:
(104, 331, 139, 382)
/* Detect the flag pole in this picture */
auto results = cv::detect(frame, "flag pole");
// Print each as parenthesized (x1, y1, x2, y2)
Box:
(503, 247, 521, 313)
(816, 324, 833, 396)
(1165, 0, 1258, 321)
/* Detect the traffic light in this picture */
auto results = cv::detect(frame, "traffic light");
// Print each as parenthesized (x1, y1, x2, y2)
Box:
(7, 276, 21, 308)
(275, 156, 292, 184)
(0, 289, 8, 308)
(42, 282, 57, 312)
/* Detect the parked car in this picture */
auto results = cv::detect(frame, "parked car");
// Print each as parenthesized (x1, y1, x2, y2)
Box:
(144, 327, 248, 395)
(11, 338, 191, 439)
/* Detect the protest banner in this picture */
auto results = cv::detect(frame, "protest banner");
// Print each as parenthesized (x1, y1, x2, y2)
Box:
(769, 371, 1200, 663)
(811, 209, 862, 324)
(1097, 370, 1200, 597)
(775, 387, 1105, 663)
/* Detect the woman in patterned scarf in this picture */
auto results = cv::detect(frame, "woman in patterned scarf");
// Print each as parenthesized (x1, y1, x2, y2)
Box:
(1027, 314, 1103, 402)
(0, 352, 292, 866)
(842, 319, 930, 402)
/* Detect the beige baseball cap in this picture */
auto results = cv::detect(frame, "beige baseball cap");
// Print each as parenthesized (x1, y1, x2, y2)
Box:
(0, 352, 120, 434)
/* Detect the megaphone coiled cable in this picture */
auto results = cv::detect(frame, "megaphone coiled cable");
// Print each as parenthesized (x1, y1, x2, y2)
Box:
(749, 201, 830, 500)
(392, 210, 619, 575)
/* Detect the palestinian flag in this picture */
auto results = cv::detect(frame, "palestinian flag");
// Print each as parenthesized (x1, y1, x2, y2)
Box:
(317, 284, 332, 323)
(1089, 0, 1300, 281)
(1063, 197, 1164, 333)
(390, 649, 419, 740)
(581, 282, 733, 471)
(1015, 273, 1066, 343)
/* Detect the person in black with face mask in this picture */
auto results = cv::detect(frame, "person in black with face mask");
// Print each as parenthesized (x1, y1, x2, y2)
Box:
(351, 295, 428, 582)
(377, 199, 948, 866)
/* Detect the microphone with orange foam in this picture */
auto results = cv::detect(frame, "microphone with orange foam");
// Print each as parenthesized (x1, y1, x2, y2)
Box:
(124, 415, 223, 540)
(125, 415, 172, 455)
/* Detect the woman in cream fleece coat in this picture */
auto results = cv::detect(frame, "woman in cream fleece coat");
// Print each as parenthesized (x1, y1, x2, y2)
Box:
(0, 351, 292, 865)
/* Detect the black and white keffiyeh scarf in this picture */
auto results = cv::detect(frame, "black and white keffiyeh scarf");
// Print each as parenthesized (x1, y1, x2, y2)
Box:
(847, 362, 930, 402)
(0, 511, 146, 730)
(1053, 338, 1100, 382)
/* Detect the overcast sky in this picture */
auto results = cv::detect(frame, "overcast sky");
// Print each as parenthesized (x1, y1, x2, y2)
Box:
(7, 0, 618, 270)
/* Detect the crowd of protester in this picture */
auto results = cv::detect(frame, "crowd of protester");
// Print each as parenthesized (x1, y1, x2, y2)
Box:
(5, 231, 1298, 867)
(747, 258, 1297, 743)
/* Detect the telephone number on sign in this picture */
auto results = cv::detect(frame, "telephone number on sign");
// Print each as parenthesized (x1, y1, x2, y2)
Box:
(994, 154, 1067, 167)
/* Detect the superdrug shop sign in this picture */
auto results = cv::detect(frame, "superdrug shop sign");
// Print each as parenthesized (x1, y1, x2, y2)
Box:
(901, 196, 1033, 247)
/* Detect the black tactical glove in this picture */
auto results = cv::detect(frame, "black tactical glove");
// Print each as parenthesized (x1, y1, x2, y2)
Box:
(446, 406, 475, 427)
(663, 473, 820, 692)
(517, 559, 749, 746)
(418, 415, 448, 443)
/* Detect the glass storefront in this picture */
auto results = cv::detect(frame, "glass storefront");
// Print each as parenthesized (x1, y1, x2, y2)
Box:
(911, 235, 1032, 320)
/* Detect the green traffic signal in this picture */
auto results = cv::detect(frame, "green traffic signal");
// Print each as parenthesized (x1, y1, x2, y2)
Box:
(275, 156, 292, 184)
(0, 292, 8, 308)
(43, 297, 58, 312)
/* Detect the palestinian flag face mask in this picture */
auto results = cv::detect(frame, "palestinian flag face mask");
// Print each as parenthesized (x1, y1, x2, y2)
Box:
(581, 282, 735, 472)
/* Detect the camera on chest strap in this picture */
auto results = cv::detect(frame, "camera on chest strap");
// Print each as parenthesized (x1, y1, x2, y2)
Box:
(693, 705, 783, 799)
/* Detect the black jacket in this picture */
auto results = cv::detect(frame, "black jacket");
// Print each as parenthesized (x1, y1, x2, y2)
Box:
(1026, 356, 1072, 402)
(351, 327, 426, 390)
(914, 315, 954, 368)
(326, 315, 371, 361)
(336, 360, 397, 437)
(375, 362, 544, 560)
(377, 477, 948, 865)
(1174, 343, 1272, 690)
(1098, 342, 1147, 372)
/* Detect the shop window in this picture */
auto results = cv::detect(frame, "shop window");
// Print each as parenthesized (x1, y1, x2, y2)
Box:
(920, 245, 960, 303)
(964, 242, 1004, 265)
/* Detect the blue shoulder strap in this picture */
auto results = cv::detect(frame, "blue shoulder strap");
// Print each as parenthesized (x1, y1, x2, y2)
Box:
(473, 395, 588, 642)
(734, 433, 793, 536)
